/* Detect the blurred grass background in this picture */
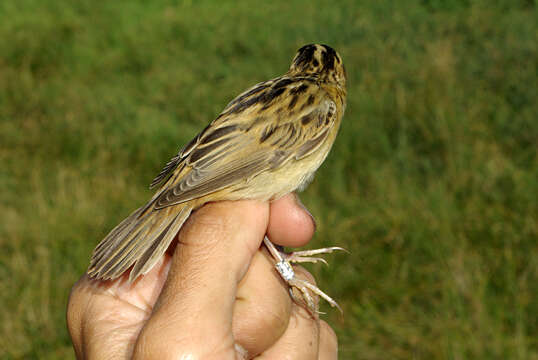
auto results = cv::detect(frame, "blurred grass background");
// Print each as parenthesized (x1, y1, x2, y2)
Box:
(1, 0, 537, 358)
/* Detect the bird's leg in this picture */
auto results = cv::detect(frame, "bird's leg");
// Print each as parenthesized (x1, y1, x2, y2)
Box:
(263, 236, 344, 314)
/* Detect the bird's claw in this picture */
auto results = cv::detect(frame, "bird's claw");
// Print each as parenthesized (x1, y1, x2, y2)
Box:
(264, 237, 344, 315)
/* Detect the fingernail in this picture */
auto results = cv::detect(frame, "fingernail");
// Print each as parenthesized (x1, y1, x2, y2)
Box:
(294, 193, 317, 232)
(234, 343, 249, 359)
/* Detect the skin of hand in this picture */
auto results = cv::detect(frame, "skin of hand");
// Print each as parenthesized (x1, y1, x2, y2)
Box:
(67, 194, 338, 359)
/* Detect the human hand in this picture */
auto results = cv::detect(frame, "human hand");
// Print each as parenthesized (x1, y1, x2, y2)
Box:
(67, 194, 338, 359)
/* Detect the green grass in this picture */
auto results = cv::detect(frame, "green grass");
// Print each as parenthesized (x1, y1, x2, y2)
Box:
(1, 0, 536, 358)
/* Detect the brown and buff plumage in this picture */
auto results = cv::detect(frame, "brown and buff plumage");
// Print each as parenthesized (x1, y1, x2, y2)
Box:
(88, 44, 347, 310)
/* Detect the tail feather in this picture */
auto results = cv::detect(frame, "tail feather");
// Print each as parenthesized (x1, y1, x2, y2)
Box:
(91, 209, 157, 271)
(130, 206, 190, 281)
(92, 207, 143, 255)
(88, 203, 193, 281)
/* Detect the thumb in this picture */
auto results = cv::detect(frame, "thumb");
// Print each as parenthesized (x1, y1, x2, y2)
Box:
(133, 200, 268, 359)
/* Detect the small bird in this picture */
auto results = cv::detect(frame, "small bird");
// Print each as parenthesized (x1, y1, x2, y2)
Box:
(88, 44, 347, 312)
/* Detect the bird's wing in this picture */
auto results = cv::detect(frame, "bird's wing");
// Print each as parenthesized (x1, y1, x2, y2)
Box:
(149, 79, 276, 190)
(150, 78, 338, 209)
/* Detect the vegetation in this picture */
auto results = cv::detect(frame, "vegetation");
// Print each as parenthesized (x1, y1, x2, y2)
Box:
(1, 0, 536, 358)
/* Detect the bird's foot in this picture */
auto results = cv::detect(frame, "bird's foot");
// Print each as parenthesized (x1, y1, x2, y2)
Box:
(263, 237, 345, 315)
(284, 246, 347, 266)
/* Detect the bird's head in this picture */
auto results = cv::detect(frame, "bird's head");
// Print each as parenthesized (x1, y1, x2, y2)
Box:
(288, 44, 346, 87)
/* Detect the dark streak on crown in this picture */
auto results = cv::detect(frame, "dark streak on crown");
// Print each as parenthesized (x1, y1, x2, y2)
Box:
(293, 44, 317, 67)
(321, 44, 337, 71)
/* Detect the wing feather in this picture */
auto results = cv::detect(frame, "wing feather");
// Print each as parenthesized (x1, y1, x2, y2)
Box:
(151, 79, 338, 210)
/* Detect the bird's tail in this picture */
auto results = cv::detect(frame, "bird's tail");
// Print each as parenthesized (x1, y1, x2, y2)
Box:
(87, 201, 193, 282)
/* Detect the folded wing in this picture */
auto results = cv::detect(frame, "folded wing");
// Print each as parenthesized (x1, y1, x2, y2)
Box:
(151, 81, 338, 210)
